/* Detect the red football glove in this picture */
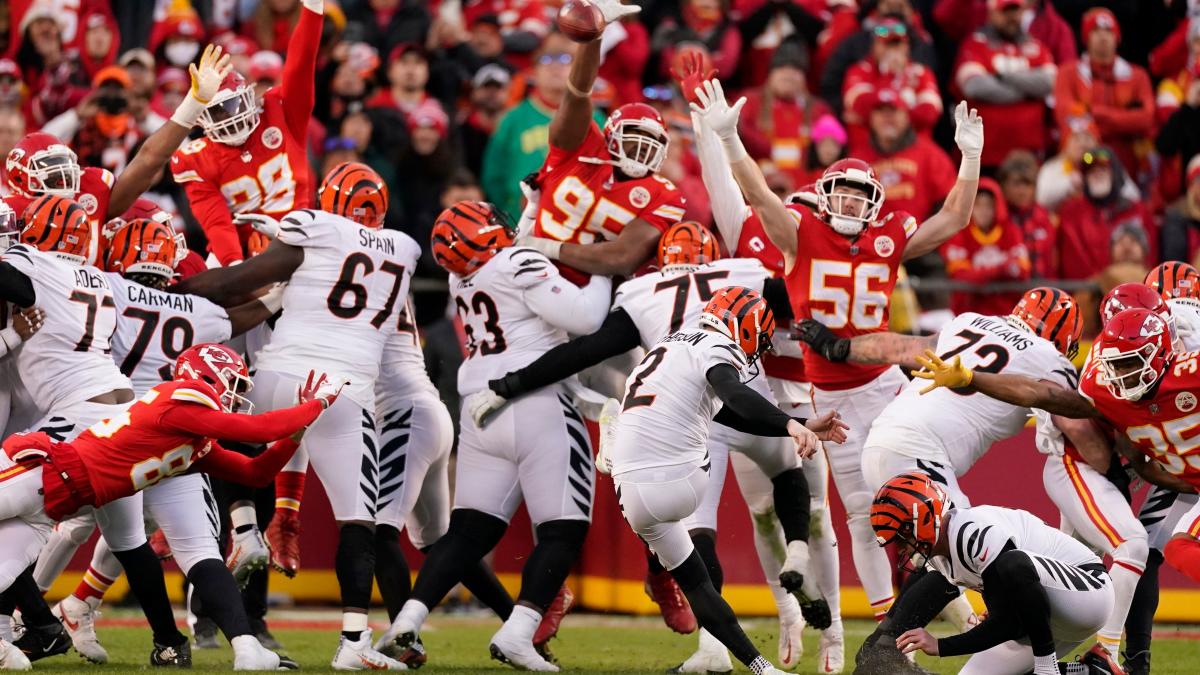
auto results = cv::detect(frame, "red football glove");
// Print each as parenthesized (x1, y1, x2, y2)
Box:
(670, 49, 717, 106)
(297, 371, 345, 410)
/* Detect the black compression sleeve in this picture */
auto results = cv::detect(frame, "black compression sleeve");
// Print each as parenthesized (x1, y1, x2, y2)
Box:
(935, 612, 1020, 657)
(490, 308, 642, 398)
(937, 547, 1049, 657)
(707, 364, 797, 436)
(762, 278, 793, 321)
(0, 261, 35, 307)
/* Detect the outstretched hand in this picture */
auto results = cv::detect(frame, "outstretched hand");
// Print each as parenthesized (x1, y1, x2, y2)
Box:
(190, 44, 233, 104)
(592, 0, 641, 23)
(298, 370, 346, 410)
(806, 411, 849, 444)
(912, 349, 974, 394)
(688, 79, 746, 141)
(670, 49, 717, 106)
(952, 101, 983, 161)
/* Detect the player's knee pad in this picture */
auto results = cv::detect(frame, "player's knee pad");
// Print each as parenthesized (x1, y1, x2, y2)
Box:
(842, 491, 874, 521)
(1113, 535, 1149, 570)
(57, 518, 97, 546)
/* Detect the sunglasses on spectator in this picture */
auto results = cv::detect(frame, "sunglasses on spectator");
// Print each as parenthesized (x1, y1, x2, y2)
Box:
(643, 85, 673, 102)
(1082, 149, 1113, 167)
(873, 23, 908, 40)
(324, 137, 358, 152)
(537, 53, 573, 66)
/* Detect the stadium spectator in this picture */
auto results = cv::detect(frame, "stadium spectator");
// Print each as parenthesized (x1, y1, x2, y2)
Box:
(396, 100, 456, 244)
(1154, 21, 1200, 123)
(733, 0, 823, 88)
(1056, 147, 1153, 280)
(1160, 158, 1200, 264)
(820, 1, 936, 114)
(1053, 8, 1154, 184)
(316, 40, 379, 126)
(849, 87, 956, 222)
(941, 176, 1031, 316)
(467, 14, 508, 66)
(459, 63, 511, 177)
(118, 48, 156, 99)
(342, 0, 430, 61)
(213, 33, 259, 78)
(739, 40, 831, 189)
(462, 0, 549, 71)
(842, 17, 940, 148)
(19, 3, 89, 124)
(148, 2, 206, 72)
(1097, 221, 1152, 295)
(810, 0, 859, 85)
(0, 59, 25, 114)
(651, 0, 742, 81)
(597, 12, 650, 107)
(1037, 110, 1144, 211)
(41, 65, 145, 174)
(369, 43, 441, 122)
(246, 0, 301, 55)
(998, 150, 1056, 279)
(248, 51, 283, 98)
(149, 66, 187, 119)
(1157, 64, 1200, 196)
(79, 11, 119, 79)
(799, 113, 847, 186)
(953, 0, 1055, 169)
(933, 0, 1077, 65)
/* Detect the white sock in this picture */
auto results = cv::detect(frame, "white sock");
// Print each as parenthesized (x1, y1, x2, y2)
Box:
(395, 600, 429, 635)
(1098, 558, 1143, 657)
(342, 611, 368, 639)
(747, 511, 802, 624)
(501, 605, 541, 642)
(848, 515, 894, 620)
(0, 615, 11, 642)
(230, 505, 257, 532)
(1033, 653, 1059, 675)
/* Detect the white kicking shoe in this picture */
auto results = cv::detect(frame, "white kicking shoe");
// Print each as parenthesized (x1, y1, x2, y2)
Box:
(667, 628, 732, 674)
(232, 636, 281, 671)
(333, 631, 406, 671)
(53, 596, 107, 664)
(226, 527, 270, 589)
(489, 628, 559, 672)
(817, 622, 845, 674)
(778, 616, 804, 669)
(0, 638, 30, 670)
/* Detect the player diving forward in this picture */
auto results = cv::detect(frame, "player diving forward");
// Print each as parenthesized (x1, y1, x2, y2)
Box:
(376, 201, 611, 672)
(689, 74, 984, 621)
(870, 473, 1115, 675)
(468, 221, 833, 672)
(174, 163, 422, 670)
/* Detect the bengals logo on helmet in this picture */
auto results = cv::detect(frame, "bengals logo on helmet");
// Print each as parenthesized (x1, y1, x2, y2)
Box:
(20, 195, 91, 264)
(319, 162, 388, 229)
(1010, 287, 1082, 359)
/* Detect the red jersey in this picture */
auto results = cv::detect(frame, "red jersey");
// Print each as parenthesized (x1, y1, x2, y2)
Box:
(842, 58, 942, 147)
(1080, 353, 1200, 489)
(737, 205, 805, 383)
(533, 122, 686, 284)
(941, 222, 1030, 317)
(4, 166, 113, 266)
(850, 135, 957, 222)
(169, 5, 321, 266)
(2, 380, 323, 520)
(784, 206, 919, 390)
(954, 31, 1054, 167)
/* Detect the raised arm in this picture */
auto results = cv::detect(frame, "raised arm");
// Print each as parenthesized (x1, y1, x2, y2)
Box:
(902, 102, 983, 260)
(278, 0, 323, 140)
(170, 240, 303, 306)
(911, 350, 1099, 418)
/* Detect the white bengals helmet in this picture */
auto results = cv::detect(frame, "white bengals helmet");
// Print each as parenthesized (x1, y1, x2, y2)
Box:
(197, 70, 261, 146)
(603, 102, 668, 179)
(815, 158, 885, 236)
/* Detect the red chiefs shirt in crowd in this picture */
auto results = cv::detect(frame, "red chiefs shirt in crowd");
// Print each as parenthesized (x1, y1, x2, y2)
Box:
(1056, 194, 1153, 280)
(940, 179, 1030, 316)
(955, 30, 1054, 167)
(842, 58, 941, 147)
(851, 134, 957, 222)
(739, 92, 832, 190)
(1054, 58, 1155, 178)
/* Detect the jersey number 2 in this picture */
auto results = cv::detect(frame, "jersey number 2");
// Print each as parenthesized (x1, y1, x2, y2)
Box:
(623, 347, 667, 411)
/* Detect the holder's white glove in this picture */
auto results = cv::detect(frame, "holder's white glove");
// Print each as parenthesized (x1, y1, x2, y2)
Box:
(688, 79, 746, 143)
(953, 101, 984, 161)
(516, 177, 541, 238)
(190, 44, 232, 105)
(234, 213, 282, 240)
(593, 0, 640, 23)
(300, 0, 324, 14)
(465, 389, 508, 428)
(516, 234, 562, 260)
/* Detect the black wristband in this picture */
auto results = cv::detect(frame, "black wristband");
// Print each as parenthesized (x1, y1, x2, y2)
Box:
(489, 373, 523, 399)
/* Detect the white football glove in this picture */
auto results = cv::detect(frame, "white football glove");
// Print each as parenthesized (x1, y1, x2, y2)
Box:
(465, 389, 508, 428)
(952, 101, 984, 161)
(593, 0, 640, 23)
(234, 213, 282, 240)
(516, 177, 541, 239)
(689, 79, 746, 143)
(595, 397, 621, 475)
(300, 0, 323, 13)
(515, 234, 562, 260)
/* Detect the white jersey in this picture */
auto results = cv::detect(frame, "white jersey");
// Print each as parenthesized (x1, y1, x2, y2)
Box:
(254, 210, 421, 408)
(1, 244, 130, 411)
(611, 329, 748, 475)
(377, 299, 438, 404)
(930, 504, 1101, 591)
(866, 312, 1077, 473)
(107, 273, 233, 396)
(453, 246, 574, 395)
(1168, 297, 1200, 352)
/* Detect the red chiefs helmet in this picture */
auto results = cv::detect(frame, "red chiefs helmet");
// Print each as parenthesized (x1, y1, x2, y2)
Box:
(6, 132, 81, 198)
(871, 473, 948, 569)
(1094, 308, 1173, 402)
(603, 102, 668, 179)
(0, 201, 17, 250)
(700, 286, 776, 363)
(197, 70, 260, 146)
(815, 158, 885, 236)
(174, 343, 254, 413)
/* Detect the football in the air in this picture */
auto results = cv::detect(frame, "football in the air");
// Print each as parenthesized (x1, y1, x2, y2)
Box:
(558, 0, 605, 43)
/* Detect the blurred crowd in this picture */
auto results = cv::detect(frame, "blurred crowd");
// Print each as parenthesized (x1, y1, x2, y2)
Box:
(7, 0, 1200, 335)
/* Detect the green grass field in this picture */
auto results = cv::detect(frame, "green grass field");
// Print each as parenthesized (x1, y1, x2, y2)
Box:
(22, 611, 1200, 673)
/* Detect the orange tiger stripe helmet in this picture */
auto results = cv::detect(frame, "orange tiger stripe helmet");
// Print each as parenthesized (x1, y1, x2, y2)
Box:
(20, 195, 91, 265)
(1145, 261, 1200, 301)
(658, 220, 720, 269)
(319, 161, 388, 229)
(870, 472, 947, 565)
(430, 201, 515, 277)
(699, 286, 775, 363)
(1009, 286, 1082, 359)
(104, 217, 178, 279)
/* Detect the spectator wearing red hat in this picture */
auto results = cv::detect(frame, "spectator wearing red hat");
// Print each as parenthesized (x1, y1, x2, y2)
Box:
(149, 2, 206, 70)
(461, 0, 548, 71)
(998, 149, 1056, 279)
(819, 2, 938, 112)
(842, 17, 941, 148)
(78, 10, 118, 79)
(849, 86, 956, 222)
(933, 0, 1077, 65)
(652, 0, 742, 82)
(1056, 146, 1154, 280)
(953, 0, 1055, 169)
(1161, 157, 1200, 263)
(1054, 7, 1154, 185)
(248, 51, 284, 97)
(940, 176, 1031, 316)
(739, 40, 831, 189)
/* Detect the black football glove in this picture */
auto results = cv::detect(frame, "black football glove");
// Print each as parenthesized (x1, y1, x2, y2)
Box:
(797, 318, 851, 363)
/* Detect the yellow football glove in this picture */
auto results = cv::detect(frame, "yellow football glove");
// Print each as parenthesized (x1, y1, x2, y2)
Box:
(912, 349, 974, 394)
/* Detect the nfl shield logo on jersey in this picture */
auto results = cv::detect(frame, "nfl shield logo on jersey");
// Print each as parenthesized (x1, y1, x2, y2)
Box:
(875, 235, 895, 258)
(1176, 391, 1197, 413)
(78, 193, 98, 214)
(262, 126, 283, 149)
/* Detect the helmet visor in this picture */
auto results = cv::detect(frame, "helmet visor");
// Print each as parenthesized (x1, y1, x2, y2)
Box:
(30, 153, 80, 195)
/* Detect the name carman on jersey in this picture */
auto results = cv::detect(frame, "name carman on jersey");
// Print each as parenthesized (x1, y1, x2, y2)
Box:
(124, 285, 195, 313)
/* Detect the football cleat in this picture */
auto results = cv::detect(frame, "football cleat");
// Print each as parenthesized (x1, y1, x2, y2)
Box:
(667, 628, 731, 674)
(0, 638, 30, 670)
(226, 526, 270, 589)
(1081, 643, 1126, 675)
(817, 622, 845, 674)
(1122, 650, 1149, 675)
(533, 585, 575, 649)
(150, 639, 192, 668)
(13, 622, 70, 662)
(645, 570, 697, 634)
(777, 616, 804, 669)
(149, 528, 173, 560)
(595, 398, 620, 475)
(53, 596, 107, 664)
(265, 509, 302, 577)
(192, 617, 220, 649)
(232, 637, 280, 671)
(489, 629, 559, 672)
(332, 631, 406, 671)
(255, 627, 282, 651)
(376, 630, 426, 669)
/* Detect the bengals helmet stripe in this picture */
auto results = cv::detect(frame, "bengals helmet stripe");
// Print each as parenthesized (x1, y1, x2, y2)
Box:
(430, 201, 516, 277)
(870, 473, 947, 559)
(699, 285, 775, 362)
(1145, 261, 1200, 301)
(20, 195, 90, 263)
(1010, 286, 1082, 359)
(318, 162, 388, 229)
(658, 220, 720, 269)
(104, 217, 178, 279)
